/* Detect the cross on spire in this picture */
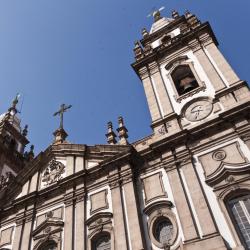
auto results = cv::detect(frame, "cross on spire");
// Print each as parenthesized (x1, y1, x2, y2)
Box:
(53, 104, 72, 129)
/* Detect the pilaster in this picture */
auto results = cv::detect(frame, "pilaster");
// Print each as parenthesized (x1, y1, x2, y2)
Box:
(205, 42, 240, 86)
(64, 193, 74, 250)
(166, 166, 198, 241)
(180, 157, 217, 237)
(191, 40, 226, 92)
(20, 210, 33, 250)
(66, 156, 74, 176)
(75, 190, 85, 250)
(122, 165, 145, 250)
(148, 61, 174, 117)
(109, 170, 128, 250)
(139, 67, 162, 122)
(13, 210, 25, 250)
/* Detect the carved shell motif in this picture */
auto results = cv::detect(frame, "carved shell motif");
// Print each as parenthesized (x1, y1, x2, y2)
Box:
(41, 159, 65, 187)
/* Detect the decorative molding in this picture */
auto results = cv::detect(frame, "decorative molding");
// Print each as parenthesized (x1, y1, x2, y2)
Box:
(90, 189, 109, 215)
(212, 150, 226, 161)
(165, 56, 188, 71)
(143, 200, 173, 215)
(142, 172, 167, 204)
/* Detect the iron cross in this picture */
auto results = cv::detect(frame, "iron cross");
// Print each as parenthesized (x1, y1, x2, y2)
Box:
(53, 104, 72, 129)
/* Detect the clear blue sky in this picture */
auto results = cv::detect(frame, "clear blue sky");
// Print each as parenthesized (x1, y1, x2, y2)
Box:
(0, 1, 249, 153)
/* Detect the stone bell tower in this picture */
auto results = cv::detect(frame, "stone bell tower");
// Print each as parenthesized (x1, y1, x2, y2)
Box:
(132, 10, 248, 138)
(0, 95, 32, 184)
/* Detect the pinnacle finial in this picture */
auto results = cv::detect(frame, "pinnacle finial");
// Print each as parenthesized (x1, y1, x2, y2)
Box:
(117, 116, 129, 145)
(22, 125, 28, 136)
(141, 28, 149, 38)
(8, 93, 20, 115)
(105, 121, 117, 145)
(172, 10, 179, 19)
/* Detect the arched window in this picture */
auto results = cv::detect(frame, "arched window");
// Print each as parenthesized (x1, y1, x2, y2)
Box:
(171, 65, 199, 95)
(228, 194, 250, 249)
(92, 233, 111, 250)
(153, 217, 174, 245)
(37, 240, 57, 250)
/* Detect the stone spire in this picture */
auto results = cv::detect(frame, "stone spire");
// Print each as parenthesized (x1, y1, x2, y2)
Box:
(116, 116, 129, 145)
(105, 121, 117, 145)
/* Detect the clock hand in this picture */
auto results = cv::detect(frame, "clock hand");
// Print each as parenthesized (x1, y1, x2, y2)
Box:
(191, 109, 203, 113)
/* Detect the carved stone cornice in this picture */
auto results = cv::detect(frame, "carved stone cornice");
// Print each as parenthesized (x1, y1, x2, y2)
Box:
(138, 66, 149, 80)
(148, 61, 159, 74)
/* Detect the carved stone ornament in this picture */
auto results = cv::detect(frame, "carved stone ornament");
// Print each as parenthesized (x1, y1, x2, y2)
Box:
(0, 171, 14, 190)
(41, 159, 65, 187)
(212, 150, 226, 161)
(158, 125, 167, 135)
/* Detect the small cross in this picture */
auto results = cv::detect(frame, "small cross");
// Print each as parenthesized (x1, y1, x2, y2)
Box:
(53, 104, 72, 129)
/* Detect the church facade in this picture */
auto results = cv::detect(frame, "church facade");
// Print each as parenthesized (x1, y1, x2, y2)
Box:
(0, 10, 250, 250)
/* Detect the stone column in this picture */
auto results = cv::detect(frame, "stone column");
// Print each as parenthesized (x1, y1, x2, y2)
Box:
(181, 159, 217, 236)
(139, 66, 162, 122)
(193, 46, 226, 92)
(64, 194, 74, 250)
(167, 167, 198, 241)
(109, 176, 128, 250)
(123, 174, 144, 249)
(75, 189, 85, 250)
(205, 42, 240, 86)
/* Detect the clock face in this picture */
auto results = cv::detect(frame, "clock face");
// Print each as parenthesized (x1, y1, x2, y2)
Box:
(185, 100, 213, 122)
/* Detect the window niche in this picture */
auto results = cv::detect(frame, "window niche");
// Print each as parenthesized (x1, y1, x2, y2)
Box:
(144, 200, 178, 249)
(37, 240, 57, 250)
(166, 57, 205, 103)
(86, 212, 114, 250)
(227, 194, 250, 249)
(92, 233, 111, 250)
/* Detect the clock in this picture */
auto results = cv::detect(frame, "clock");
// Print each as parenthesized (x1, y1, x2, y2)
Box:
(184, 100, 213, 122)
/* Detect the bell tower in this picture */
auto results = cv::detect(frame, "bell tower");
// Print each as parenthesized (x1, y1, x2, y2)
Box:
(132, 10, 248, 137)
(0, 95, 32, 183)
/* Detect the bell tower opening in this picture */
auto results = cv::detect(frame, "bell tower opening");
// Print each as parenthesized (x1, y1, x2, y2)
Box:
(171, 65, 199, 95)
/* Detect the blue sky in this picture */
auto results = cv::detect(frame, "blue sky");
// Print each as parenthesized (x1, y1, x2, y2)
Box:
(0, 1, 249, 153)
